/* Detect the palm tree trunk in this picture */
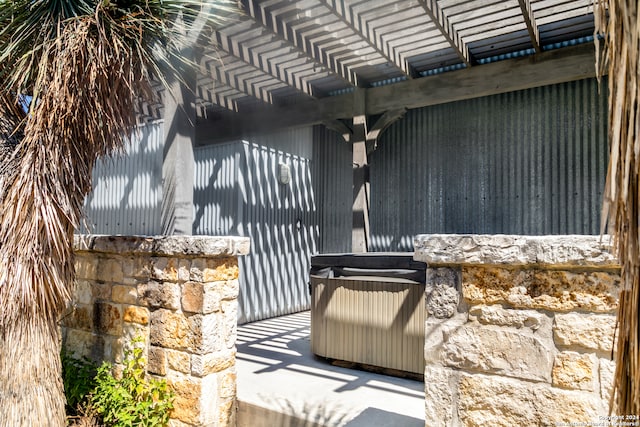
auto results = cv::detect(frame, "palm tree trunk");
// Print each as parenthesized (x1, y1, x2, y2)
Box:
(0, 165, 77, 426)
(0, 318, 66, 426)
(0, 101, 78, 426)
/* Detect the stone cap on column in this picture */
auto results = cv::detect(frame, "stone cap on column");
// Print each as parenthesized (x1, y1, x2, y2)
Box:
(74, 234, 250, 257)
(413, 234, 618, 267)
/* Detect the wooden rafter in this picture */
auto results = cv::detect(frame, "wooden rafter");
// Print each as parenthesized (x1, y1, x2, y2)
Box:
(240, 0, 358, 87)
(201, 50, 287, 105)
(214, 21, 324, 98)
(322, 0, 414, 79)
(195, 77, 247, 112)
(418, 0, 472, 67)
(195, 0, 597, 113)
(517, 0, 541, 53)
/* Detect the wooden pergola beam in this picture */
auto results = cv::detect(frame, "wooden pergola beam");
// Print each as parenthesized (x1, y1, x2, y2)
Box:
(196, 43, 596, 143)
(517, 0, 541, 53)
(365, 43, 594, 113)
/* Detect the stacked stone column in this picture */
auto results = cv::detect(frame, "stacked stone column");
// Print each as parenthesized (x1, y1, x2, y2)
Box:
(414, 234, 619, 427)
(63, 235, 250, 427)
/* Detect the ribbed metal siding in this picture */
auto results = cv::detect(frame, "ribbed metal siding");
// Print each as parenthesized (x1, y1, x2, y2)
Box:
(194, 140, 317, 323)
(311, 125, 353, 253)
(369, 78, 609, 251)
(248, 126, 314, 159)
(83, 122, 163, 235)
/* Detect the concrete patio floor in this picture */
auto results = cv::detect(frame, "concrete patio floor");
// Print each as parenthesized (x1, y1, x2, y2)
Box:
(236, 311, 425, 427)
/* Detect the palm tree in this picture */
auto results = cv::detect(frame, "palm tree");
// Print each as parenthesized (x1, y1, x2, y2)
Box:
(595, 0, 640, 415)
(0, 1, 233, 425)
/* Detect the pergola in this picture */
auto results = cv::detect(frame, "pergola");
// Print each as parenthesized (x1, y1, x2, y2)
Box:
(160, 0, 600, 250)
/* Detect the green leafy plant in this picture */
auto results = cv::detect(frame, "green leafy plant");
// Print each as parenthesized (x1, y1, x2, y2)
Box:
(89, 338, 174, 427)
(61, 350, 98, 416)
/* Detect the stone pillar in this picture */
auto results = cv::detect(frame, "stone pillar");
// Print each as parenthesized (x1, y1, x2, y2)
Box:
(414, 234, 620, 427)
(64, 235, 250, 427)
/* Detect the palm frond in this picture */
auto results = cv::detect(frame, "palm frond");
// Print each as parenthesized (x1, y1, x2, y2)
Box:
(0, 0, 238, 324)
(595, 0, 640, 415)
(0, 1, 238, 424)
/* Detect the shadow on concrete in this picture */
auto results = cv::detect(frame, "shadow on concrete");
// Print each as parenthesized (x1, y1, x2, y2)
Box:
(236, 311, 425, 427)
(344, 408, 423, 427)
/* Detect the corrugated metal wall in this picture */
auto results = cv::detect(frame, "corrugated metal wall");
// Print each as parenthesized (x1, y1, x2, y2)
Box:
(369, 78, 609, 251)
(247, 126, 315, 160)
(83, 122, 163, 235)
(194, 137, 319, 323)
(83, 79, 608, 318)
(311, 126, 353, 254)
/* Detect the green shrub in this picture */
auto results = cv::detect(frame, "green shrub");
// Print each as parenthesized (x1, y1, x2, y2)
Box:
(61, 350, 98, 416)
(89, 338, 174, 427)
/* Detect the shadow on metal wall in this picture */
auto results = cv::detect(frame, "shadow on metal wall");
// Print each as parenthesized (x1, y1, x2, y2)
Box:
(194, 141, 317, 323)
(82, 122, 163, 236)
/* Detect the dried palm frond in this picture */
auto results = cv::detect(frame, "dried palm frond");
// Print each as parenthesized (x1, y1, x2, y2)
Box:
(0, 1, 236, 425)
(595, 0, 640, 415)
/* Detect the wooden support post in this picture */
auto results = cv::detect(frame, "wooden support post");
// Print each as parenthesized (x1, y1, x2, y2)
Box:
(349, 101, 406, 252)
(352, 89, 369, 253)
(160, 11, 214, 235)
(162, 68, 197, 235)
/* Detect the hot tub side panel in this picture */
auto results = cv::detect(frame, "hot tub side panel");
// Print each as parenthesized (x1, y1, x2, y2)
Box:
(311, 276, 425, 375)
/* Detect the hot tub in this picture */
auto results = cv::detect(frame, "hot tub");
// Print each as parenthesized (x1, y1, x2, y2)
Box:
(309, 253, 426, 376)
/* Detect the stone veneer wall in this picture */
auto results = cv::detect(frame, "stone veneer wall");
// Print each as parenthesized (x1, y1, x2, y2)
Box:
(62, 235, 250, 427)
(414, 234, 620, 427)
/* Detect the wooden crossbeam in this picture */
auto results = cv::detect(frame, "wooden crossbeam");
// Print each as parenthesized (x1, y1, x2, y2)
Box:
(197, 44, 596, 144)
